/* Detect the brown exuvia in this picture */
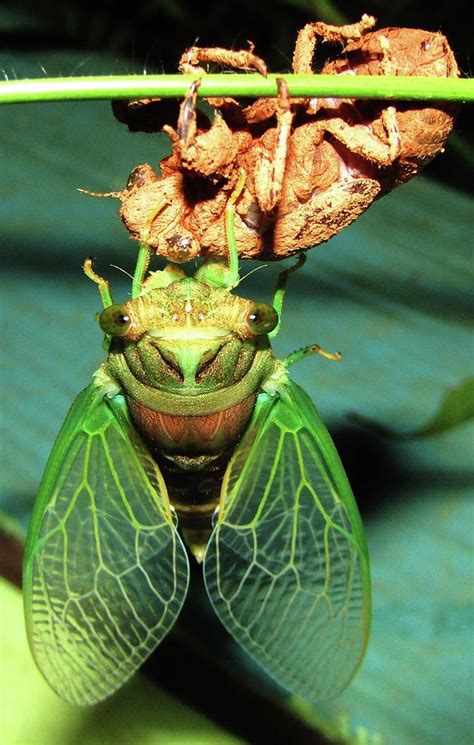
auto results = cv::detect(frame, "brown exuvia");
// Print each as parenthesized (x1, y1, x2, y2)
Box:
(111, 15, 459, 262)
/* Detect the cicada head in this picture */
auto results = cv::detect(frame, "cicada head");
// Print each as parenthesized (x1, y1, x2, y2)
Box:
(100, 275, 278, 396)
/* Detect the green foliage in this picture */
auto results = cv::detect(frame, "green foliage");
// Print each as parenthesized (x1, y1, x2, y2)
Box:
(412, 377, 474, 437)
(1, 579, 241, 745)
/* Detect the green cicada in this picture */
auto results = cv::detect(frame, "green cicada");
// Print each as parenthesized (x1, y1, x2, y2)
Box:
(23, 178, 371, 706)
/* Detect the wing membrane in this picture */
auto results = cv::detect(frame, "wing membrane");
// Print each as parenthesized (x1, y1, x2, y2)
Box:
(204, 379, 370, 701)
(24, 383, 189, 705)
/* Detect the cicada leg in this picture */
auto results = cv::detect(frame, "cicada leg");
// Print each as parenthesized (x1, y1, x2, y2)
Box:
(268, 253, 306, 339)
(284, 343, 342, 368)
(292, 16, 401, 164)
(292, 14, 376, 74)
(318, 115, 401, 166)
(178, 41, 267, 76)
(194, 168, 246, 289)
(164, 76, 239, 182)
(83, 258, 113, 308)
(172, 43, 267, 177)
(173, 78, 200, 152)
(267, 253, 342, 362)
(131, 195, 174, 297)
(130, 242, 152, 298)
(254, 77, 294, 213)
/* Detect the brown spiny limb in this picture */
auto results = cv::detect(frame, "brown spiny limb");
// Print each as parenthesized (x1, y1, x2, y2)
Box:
(254, 77, 294, 212)
(179, 41, 267, 76)
(292, 14, 375, 73)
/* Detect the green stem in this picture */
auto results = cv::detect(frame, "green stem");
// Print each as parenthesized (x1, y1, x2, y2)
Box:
(0, 74, 472, 105)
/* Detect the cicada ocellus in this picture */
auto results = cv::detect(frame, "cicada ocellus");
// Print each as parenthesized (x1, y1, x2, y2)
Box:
(23, 176, 371, 706)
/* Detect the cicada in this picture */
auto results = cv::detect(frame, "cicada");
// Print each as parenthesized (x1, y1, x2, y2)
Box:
(23, 177, 371, 706)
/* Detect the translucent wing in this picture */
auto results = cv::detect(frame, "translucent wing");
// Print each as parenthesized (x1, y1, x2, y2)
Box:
(23, 382, 189, 705)
(204, 378, 371, 701)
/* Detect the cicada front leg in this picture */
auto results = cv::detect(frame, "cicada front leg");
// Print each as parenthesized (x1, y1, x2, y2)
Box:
(164, 78, 242, 182)
(178, 41, 267, 76)
(253, 77, 294, 213)
(165, 41, 267, 181)
(292, 14, 376, 74)
(292, 16, 402, 166)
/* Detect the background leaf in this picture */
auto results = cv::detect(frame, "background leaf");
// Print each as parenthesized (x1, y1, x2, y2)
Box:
(0, 579, 242, 745)
(350, 377, 474, 439)
(411, 377, 474, 437)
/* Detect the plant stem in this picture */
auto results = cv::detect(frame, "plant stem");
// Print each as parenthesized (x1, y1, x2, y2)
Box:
(0, 73, 472, 105)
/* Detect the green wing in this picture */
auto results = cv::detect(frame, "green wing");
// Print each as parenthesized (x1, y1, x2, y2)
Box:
(204, 378, 371, 701)
(23, 382, 189, 705)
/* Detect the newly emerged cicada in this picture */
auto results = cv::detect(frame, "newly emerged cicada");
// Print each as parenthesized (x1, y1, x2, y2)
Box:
(23, 178, 371, 706)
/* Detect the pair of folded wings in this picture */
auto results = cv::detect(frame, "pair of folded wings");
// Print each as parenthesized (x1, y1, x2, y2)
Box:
(23, 377, 370, 705)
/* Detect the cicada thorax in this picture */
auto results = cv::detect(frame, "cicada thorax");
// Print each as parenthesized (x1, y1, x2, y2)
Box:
(103, 276, 276, 560)
(126, 385, 258, 455)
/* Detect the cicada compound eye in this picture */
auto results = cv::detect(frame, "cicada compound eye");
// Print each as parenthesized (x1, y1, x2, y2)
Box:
(246, 303, 278, 335)
(99, 304, 132, 336)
